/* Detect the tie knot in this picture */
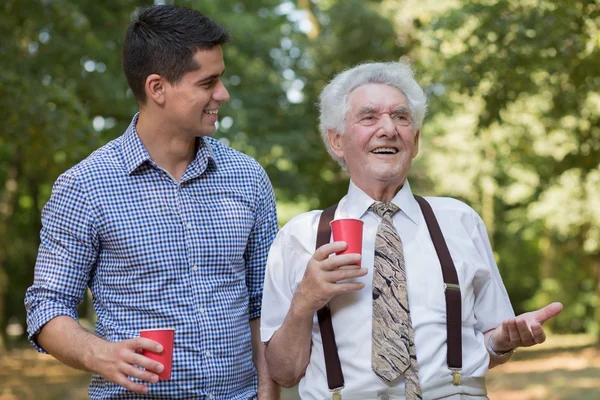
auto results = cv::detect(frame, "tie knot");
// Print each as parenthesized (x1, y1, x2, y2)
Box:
(369, 201, 400, 219)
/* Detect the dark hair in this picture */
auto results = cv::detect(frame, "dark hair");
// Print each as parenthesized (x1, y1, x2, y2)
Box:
(122, 5, 230, 105)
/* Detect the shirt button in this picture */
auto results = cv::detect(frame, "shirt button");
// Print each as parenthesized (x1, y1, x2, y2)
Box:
(205, 350, 211, 357)
(192, 265, 198, 271)
(208, 395, 214, 400)
(186, 222, 192, 230)
(199, 307, 205, 314)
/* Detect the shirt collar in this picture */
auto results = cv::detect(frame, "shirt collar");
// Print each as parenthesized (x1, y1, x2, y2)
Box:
(121, 114, 151, 175)
(121, 113, 217, 176)
(345, 179, 420, 225)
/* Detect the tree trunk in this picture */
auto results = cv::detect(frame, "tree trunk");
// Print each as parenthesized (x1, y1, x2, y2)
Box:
(0, 150, 21, 351)
(538, 231, 555, 281)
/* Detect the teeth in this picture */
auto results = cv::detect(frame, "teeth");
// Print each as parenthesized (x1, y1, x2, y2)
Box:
(372, 148, 398, 154)
(204, 110, 218, 114)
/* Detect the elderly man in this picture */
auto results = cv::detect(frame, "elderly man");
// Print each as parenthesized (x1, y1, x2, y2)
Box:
(260, 61, 562, 400)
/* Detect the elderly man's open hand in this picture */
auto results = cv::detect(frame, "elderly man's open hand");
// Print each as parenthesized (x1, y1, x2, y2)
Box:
(490, 302, 564, 353)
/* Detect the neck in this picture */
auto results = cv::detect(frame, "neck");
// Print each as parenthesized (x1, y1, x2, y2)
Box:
(354, 179, 405, 202)
(136, 111, 197, 182)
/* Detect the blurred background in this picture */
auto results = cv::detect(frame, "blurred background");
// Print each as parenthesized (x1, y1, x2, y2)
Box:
(0, 0, 599, 399)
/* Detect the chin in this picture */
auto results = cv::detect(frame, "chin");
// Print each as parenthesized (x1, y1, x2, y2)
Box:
(197, 126, 217, 137)
(370, 167, 400, 179)
(370, 171, 407, 187)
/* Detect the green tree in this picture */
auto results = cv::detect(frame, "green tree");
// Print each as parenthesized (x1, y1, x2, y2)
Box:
(408, 0, 600, 339)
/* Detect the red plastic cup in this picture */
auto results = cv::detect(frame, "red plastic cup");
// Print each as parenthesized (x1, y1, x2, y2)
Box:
(140, 328, 175, 380)
(330, 218, 364, 267)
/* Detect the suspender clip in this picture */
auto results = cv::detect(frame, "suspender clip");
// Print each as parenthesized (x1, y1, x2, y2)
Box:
(331, 387, 343, 400)
(450, 368, 462, 386)
(444, 283, 460, 291)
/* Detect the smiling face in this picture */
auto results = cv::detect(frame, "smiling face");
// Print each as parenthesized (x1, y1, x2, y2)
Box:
(328, 83, 420, 200)
(161, 46, 230, 137)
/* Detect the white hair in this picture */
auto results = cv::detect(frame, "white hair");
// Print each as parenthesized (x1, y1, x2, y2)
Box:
(318, 61, 428, 168)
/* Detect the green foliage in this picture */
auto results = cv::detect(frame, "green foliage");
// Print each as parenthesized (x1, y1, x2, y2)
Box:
(0, 0, 598, 344)
(414, 0, 600, 334)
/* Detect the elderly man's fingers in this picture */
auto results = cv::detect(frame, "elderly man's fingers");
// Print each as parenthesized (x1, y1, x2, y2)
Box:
(313, 242, 348, 262)
(493, 321, 513, 350)
(328, 266, 368, 282)
(504, 319, 521, 344)
(531, 323, 547, 344)
(533, 302, 564, 324)
(515, 318, 536, 347)
(320, 253, 362, 271)
(330, 281, 365, 295)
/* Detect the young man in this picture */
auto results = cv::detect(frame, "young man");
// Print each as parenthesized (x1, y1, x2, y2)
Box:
(260, 61, 562, 399)
(25, 5, 278, 399)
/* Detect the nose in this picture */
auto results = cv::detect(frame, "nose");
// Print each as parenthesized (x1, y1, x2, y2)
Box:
(377, 113, 396, 137)
(213, 79, 230, 102)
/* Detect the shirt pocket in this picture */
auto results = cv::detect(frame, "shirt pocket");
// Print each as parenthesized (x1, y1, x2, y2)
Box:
(426, 257, 476, 324)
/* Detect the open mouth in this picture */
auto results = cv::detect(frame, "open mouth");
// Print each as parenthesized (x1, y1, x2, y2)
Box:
(370, 147, 399, 154)
(204, 109, 218, 115)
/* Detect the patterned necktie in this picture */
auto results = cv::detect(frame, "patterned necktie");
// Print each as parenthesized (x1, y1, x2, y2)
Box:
(370, 201, 422, 399)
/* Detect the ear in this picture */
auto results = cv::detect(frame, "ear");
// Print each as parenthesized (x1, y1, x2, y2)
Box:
(145, 74, 165, 105)
(412, 129, 421, 158)
(327, 129, 345, 159)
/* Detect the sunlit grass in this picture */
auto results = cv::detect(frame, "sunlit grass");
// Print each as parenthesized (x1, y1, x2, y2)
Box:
(487, 334, 599, 400)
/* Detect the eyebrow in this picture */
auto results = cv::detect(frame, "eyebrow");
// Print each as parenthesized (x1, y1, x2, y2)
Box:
(355, 106, 378, 118)
(355, 105, 411, 118)
(390, 105, 411, 115)
(195, 70, 226, 84)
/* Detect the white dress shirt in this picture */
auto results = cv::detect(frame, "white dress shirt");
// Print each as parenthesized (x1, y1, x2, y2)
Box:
(261, 181, 514, 400)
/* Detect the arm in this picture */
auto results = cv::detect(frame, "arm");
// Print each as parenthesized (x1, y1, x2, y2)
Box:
(466, 209, 564, 368)
(485, 302, 563, 369)
(250, 318, 279, 400)
(265, 242, 365, 387)
(25, 172, 162, 393)
(245, 167, 278, 323)
(263, 293, 315, 388)
(244, 169, 280, 398)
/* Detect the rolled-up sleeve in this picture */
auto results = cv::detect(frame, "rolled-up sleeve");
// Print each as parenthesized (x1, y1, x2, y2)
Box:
(24, 171, 98, 352)
(259, 228, 293, 342)
(244, 166, 278, 320)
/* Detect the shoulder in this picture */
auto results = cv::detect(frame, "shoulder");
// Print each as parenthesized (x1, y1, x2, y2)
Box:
(204, 137, 265, 174)
(422, 196, 477, 214)
(44, 140, 121, 221)
(420, 196, 484, 232)
(277, 210, 323, 250)
(54, 138, 122, 191)
(64, 137, 122, 181)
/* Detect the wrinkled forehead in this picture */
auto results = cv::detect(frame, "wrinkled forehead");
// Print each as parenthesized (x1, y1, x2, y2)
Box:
(346, 83, 408, 115)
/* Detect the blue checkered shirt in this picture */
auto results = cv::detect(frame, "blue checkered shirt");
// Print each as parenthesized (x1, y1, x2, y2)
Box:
(25, 115, 278, 399)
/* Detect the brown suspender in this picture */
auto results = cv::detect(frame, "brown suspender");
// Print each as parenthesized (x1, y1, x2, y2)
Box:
(413, 195, 463, 384)
(316, 195, 462, 394)
(316, 204, 345, 392)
